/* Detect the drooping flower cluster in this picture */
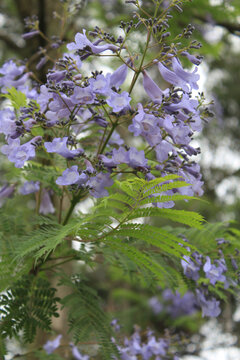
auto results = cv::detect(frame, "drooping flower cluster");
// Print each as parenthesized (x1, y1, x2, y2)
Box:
(149, 239, 237, 319)
(0, 24, 206, 210)
(42, 327, 180, 360)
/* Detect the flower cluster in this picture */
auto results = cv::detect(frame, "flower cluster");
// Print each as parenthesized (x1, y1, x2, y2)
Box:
(114, 328, 176, 360)
(0, 23, 207, 210)
(149, 240, 238, 319)
(43, 335, 89, 359)
(43, 327, 180, 360)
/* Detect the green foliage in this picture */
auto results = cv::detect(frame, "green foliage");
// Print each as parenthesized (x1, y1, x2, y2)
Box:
(0, 275, 60, 343)
(0, 174, 206, 349)
(59, 275, 119, 360)
(2, 87, 27, 110)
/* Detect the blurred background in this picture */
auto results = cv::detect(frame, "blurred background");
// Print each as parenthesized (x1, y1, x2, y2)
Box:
(0, 0, 240, 358)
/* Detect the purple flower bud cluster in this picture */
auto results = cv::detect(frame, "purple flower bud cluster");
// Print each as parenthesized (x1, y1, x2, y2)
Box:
(0, 20, 206, 204)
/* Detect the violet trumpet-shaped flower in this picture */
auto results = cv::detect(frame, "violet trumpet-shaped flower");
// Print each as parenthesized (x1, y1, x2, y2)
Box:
(0, 109, 16, 137)
(129, 104, 161, 146)
(109, 63, 128, 88)
(71, 345, 90, 360)
(56, 166, 87, 186)
(0, 60, 29, 92)
(203, 256, 227, 285)
(38, 85, 53, 112)
(196, 289, 221, 317)
(181, 255, 201, 281)
(39, 189, 55, 215)
(142, 70, 163, 103)
(0, 184, 15, 207)
(67, 29, 118, 54)
(44, 137, 83, 159)
(87, 172, 113, 198)
(106, 91, 131, 113)
(172, 57, 200, 90)
(47, 70, 67, 83)
(158, 61, 189, 92)
(1, 137, 40, 168)
(71, 86, 95, 105)
(89, 74, 110, 95)
(127, 147, 148, 169)
(108, 131, 124, 146)
(155, 140, 173, 162)
(43, 334, 62, 354)
(19, 181, 40, 195)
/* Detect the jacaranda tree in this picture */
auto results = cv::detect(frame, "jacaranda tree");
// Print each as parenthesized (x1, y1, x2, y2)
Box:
(0, 0, 239, 359)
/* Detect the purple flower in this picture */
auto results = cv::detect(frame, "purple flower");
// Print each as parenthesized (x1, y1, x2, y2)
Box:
(129, 104, 161, 146)
(155, 140, 173, 162)
(38, 85, 53, 112)
(71, 86, 95, 105)
(89, 74, 110, 95)
(87, 172, 113, 198)
(108, 131, 124, 146)
(44, 137, 83, 159)
(196, 289, 221, 317)
(0, 109, 16, 137)
(0, 184, 15, 207)
(0, 60, 28, 92)
(158, 61, 189, 92)
(71, 345, 90, 360)
(56, 166, 87, 186)
(39, 189, 55, 215)
(106, 91, 131, 113)
(19, 181, 40, 195)
(163, 290, 197, 318)
(47, 70, 67, 83)
(172, 57, 200, 90)
(127, 147, 148, 168)
(112, 147, 129, 164)
(203, 256, 227, 285)
(142, 70, 169, 103)
(2, 137, 40, 168)
(84, 160, 95, 174)
(169, 122, 192, 145)
(109, 64, 128, 88)
(148, 297, 163, 315)
(181, 255, 201, 281)
(43, 334, 62, 354)
(99, 154, 117, 169)
(49, 93, 75, 119)
(0, 60, 25, 79)
(147, 336, 168, 357)
(67, 29, 118, 54)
